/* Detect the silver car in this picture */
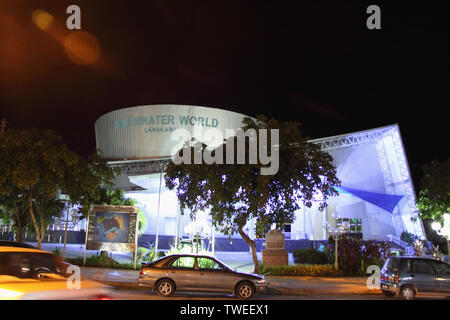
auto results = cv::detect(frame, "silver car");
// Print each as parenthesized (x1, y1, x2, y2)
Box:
(380, 256, 450, 300)
(138, 254, 268, 299)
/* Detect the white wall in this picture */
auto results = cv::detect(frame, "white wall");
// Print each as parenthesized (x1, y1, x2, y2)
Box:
(96, 104, 251, 160)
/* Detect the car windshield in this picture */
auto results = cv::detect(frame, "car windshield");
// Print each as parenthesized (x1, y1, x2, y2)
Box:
(211, 258, 235, 272)
(384, 257, 400, 272)
(148, 256, 170, 266)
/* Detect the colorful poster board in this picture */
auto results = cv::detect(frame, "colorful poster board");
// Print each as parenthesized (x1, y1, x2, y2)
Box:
(84, 205, 139, 268)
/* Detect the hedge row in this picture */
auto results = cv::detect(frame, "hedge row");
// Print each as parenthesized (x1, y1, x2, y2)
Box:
(293, 248, 329, 265)
(259, 264, 342, 277)
(65, 255, 138, 270)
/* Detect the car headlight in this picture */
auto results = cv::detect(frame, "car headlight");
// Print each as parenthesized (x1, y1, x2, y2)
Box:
(0, 289, 24, 300)
(257, 279, 266, 284)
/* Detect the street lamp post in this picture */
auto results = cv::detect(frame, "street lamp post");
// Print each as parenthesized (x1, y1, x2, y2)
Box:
(324, 220, 350, 270)
(184, 215, 212, 254)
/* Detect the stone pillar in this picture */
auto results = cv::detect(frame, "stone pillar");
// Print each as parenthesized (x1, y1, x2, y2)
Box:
(262, 230, 288, 266)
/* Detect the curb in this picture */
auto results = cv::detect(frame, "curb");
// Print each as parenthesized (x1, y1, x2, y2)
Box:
(266, 287, 382, 296)
(95, 280, 382, 296)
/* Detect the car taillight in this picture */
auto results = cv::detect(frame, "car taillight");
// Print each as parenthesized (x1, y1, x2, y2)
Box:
(92, 295, 115, 300)
(139, 269, 144, 276)
(393, 274, 400, 283)
(381, 273, 399, 283)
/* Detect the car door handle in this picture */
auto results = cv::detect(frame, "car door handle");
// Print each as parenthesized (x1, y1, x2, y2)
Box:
(200, 272, 205, 275)
(171, 271, 176, 274)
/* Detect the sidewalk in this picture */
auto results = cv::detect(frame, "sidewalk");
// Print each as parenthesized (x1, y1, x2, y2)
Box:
(80, 267, 381, 296)
(265, 276, 381, 295)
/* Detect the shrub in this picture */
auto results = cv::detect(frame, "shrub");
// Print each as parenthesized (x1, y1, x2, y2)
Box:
(332, 235, 362, 276)
(258, 264, 342, 277)
(400, 231, 417, 245)
(65, 255, 140, 270)
(293, 249, 329, 265)
(328, 235, 389, 276)
(135, 247, 150, 263)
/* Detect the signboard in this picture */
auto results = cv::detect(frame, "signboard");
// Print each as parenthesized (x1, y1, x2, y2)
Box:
(84, 205, 139, 268)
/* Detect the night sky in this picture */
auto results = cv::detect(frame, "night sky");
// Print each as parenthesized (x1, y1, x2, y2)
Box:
(0, 1, 448, 186)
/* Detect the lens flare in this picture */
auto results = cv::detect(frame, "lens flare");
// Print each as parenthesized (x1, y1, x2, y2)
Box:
(31, 10, 54, 31)
(63, 31, 101, 65)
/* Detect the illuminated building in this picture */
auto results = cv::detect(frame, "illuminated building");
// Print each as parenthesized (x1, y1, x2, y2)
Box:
(93, 105, 426, 251)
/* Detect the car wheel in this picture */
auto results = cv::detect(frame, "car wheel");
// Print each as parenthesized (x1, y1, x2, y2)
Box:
(400, 286, 415, 300)
(236, 281, 255, 300)
(33, 267, 53, 279)
(382, 290, 395, 297)
(156, 279, 175, 297)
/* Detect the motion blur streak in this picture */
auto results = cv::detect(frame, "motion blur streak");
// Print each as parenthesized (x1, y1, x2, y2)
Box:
(0, 288, 23, 300)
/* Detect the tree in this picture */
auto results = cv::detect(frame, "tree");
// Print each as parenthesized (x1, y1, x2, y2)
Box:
(417, 159, 450, 255)
(165, 116, 340, 273)
(55, 152, 120, 258)
(0, 128, 118, 249)
(417, 159, 450, 222)
(0, 188, 29, 242)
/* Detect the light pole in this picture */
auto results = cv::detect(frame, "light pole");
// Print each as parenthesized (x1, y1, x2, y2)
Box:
(324, 220, 350, 270)
(184, 215, 211, 254)
(431, 214, 450, 262)
(154, 163, 165, 259)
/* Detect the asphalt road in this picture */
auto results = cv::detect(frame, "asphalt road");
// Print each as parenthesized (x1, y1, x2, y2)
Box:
(106, 287, 449, 300)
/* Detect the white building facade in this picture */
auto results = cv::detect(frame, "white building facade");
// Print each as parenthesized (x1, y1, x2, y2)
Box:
(94, 105, 426, 248)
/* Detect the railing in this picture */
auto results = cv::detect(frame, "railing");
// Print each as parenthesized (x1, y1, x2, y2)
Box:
(0, 229, 85, 244)
(383, 234, 410, 250)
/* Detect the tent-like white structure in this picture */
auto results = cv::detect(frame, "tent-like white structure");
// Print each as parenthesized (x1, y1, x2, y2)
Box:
(291, 124, 426, 243)
(110, 123, 426, 247)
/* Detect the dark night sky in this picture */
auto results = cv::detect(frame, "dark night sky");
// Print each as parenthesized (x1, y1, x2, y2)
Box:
(0, 0, 448, 186)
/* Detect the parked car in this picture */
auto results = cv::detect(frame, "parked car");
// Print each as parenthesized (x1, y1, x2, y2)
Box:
(380, 256, 450, 300)
(0, 246, 71, 279)
(138, 254, 268, 299)
(0, 241, 37, 249)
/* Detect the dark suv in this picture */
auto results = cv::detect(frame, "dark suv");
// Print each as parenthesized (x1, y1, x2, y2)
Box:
(380, 256, 450, 300)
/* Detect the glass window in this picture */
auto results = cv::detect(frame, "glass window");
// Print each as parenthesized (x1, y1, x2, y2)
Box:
(284, 224, 291, 233)
(336, 218, 362, 233)
(411, 260, 434, 274)
(0, 252, 31, 278)
(170, 256, 195, 269)
(385, 257, 400, 271)
(432, 261, 450, 275)
(197, 257, 223, 270)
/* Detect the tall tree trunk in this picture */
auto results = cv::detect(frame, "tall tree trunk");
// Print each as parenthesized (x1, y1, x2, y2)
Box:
(14, 204, 23, 242)
(28, 193, 41, 248)
(38, 210, 45, 249)
(237, 225, 259, 274)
